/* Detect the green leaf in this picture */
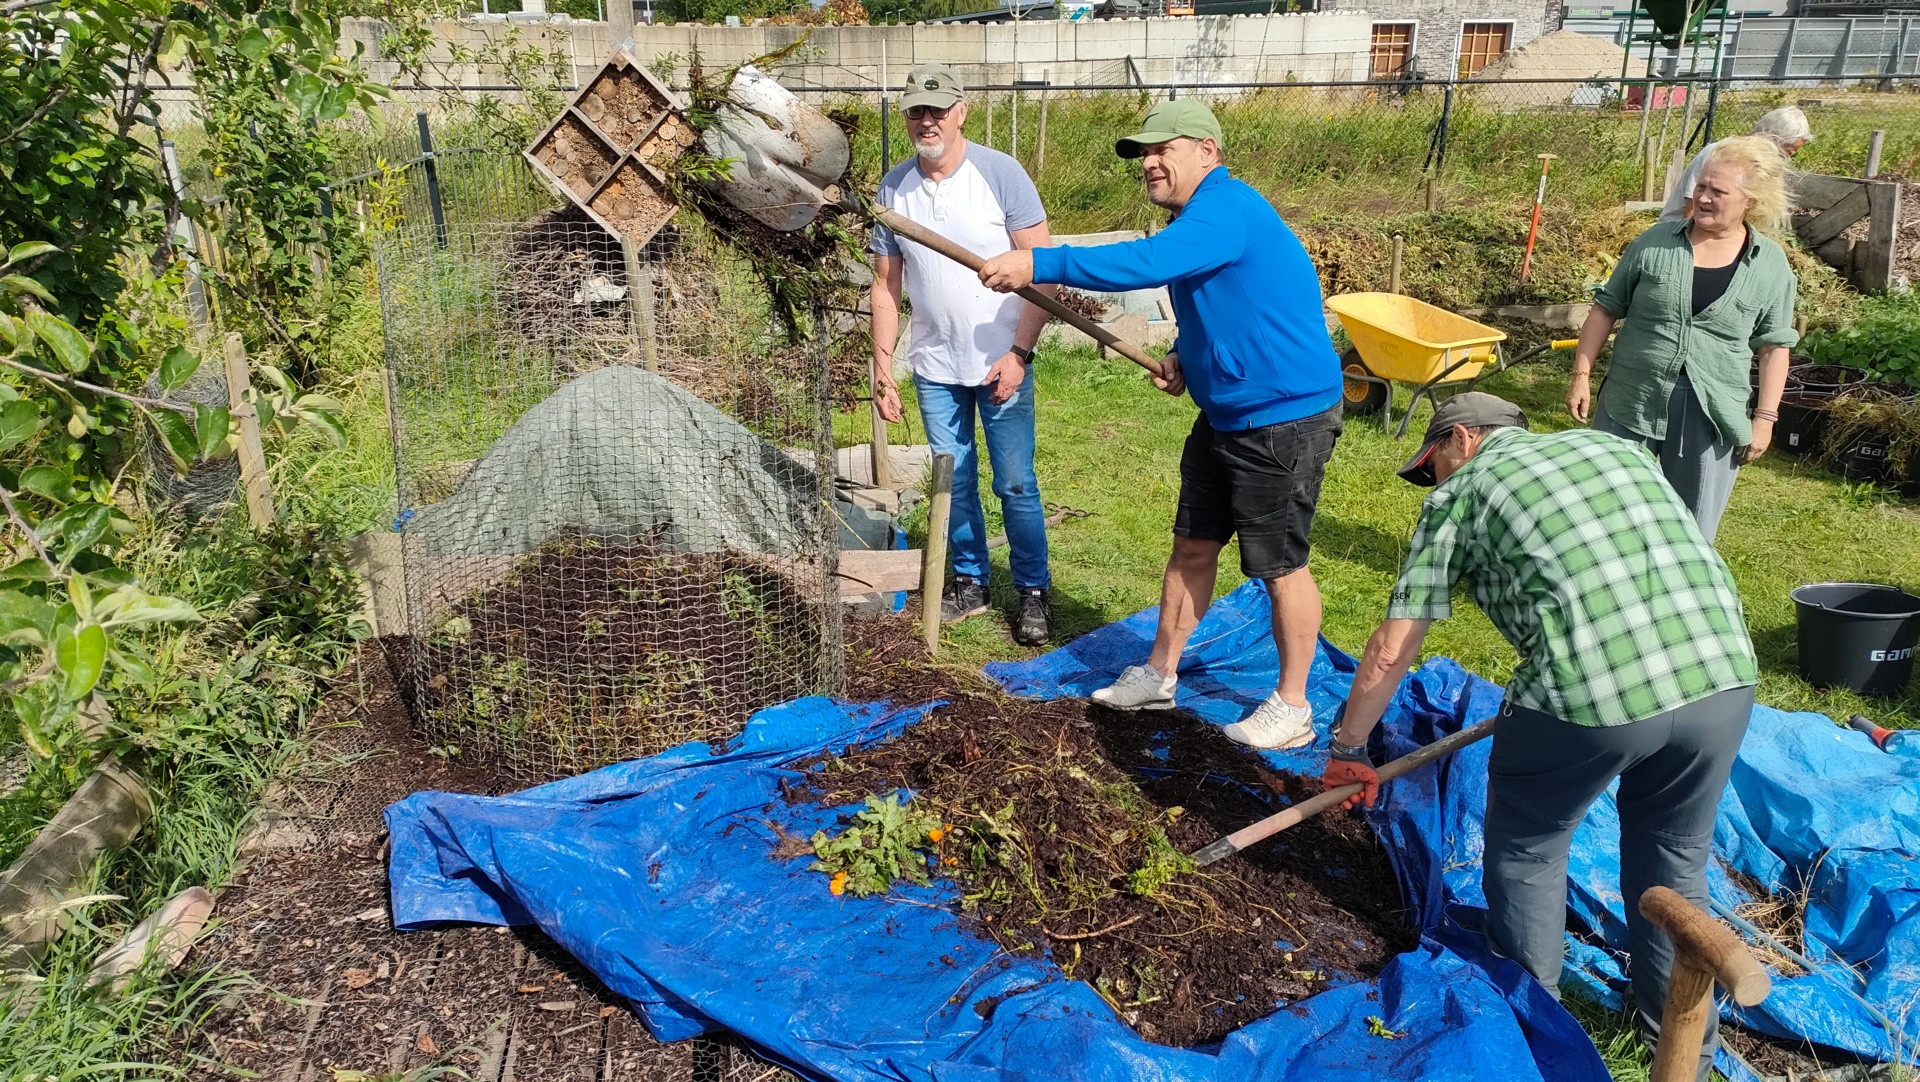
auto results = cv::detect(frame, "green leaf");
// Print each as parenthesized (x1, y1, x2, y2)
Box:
(194, 404, 231, 460)
(149, 409, 196, 472)
(0, 274, 55, 304)
(23, 312, 89, 373)
(54, 623, 106, 702)
(157, 346, 201, 392)
(6, 242, 58, 266)
(0, 400, 44, 452)
(285, 73, 325, 116)
(236, 27, 271, 60)
(45, 503, 111, 556)
(18, 466, 78, 505)
(0, 591, 55, 639)
(101, 591, 199, 628)
(298, 408, 347, 449)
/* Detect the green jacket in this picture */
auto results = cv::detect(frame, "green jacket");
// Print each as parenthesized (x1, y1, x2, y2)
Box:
(1592, 219, 1799, 447)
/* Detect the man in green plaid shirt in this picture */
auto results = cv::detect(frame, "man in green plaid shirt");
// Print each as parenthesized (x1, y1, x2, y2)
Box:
(1319, 393, 1755, 1082)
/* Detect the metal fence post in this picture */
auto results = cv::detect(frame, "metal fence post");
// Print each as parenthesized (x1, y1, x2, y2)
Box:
(1037, 73, 1049, 177)
(159, 140, 211, 341)
(1837, 17, 1856, 79)
(879, 40, 891, 177)
(1779, 17, 1800, 80)
(1426, 81, 1453, 212)
(417, 112, 448, 249)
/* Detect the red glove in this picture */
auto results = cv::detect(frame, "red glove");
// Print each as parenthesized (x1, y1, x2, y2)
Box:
(1322, 759, 1381, 809)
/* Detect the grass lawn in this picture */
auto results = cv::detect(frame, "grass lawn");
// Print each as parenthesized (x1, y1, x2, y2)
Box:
(849, 338, 1920, 728)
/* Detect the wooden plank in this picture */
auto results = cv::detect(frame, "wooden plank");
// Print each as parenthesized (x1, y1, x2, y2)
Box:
(1790, 171, 1865, 213)
(1860, 179, 1901, 293)
(834, 549, 924, 597)
(1797, 183, 1872, 248)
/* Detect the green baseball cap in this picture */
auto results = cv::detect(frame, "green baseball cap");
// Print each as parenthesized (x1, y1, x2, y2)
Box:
(901, 65, 964, 112)
(1115, 99, 1224, 158)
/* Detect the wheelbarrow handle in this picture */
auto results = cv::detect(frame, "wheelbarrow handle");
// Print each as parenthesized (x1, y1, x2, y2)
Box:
(868, 206, 1167, 381)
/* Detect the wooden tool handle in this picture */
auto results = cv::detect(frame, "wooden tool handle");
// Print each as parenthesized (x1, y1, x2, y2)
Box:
(870, 207, 1165, 380)
(1638, 886, 1771, 1007)
(1190, 718, 1496, 867)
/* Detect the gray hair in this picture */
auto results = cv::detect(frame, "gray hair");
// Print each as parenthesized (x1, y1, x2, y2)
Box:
(1752, 106, 1814, 146)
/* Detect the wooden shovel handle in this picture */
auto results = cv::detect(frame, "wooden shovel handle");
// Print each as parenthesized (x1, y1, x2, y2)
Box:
(1639, 886, 1771, 1006)
(870, 206, 1165, 380)
(1190, 718, 1497, 866)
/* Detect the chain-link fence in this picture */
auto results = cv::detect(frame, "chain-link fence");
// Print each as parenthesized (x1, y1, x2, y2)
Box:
(367, 145, 844, 783)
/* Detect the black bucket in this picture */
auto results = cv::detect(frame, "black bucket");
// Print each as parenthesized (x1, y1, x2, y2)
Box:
(1792, 583, 1920, 696)
(1776, 393, 1829, 457)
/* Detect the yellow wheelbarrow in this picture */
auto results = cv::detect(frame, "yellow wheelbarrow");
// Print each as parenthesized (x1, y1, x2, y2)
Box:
(1326, 292, 1577, 437)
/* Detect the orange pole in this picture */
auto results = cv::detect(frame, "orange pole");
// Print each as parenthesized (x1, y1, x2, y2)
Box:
(1520, 153, 1558, 282)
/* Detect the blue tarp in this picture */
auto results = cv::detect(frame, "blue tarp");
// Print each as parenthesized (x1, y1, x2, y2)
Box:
(986, 579, 1920, 1070)
(385, 578, 1918, 1078)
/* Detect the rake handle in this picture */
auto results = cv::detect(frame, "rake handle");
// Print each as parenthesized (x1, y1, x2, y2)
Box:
(869, 207, 1166, 380)
(1189, 718, 1496, 867)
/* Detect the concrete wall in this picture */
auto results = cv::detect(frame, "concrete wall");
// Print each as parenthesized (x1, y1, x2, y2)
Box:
(339, 12, 1374, 93)
(1313, 0, 1559, 79)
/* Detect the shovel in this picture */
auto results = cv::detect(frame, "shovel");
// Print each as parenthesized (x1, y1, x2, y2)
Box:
(1188, 718, 1495, 867)
(698, 68, 1167, 381)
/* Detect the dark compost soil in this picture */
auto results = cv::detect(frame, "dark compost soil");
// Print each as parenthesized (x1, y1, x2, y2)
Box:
(408, 536, 822, 783)
(805, 630, 1417, 1047)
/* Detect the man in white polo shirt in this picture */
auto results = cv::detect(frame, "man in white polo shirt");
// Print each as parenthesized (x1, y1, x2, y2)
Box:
(868, 65, 1059, 647)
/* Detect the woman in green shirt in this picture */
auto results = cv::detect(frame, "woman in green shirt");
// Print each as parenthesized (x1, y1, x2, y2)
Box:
(1566, 135, 1799, 541)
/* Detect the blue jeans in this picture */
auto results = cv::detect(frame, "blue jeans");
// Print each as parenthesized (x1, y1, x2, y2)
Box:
(913, 370, 1050, 590)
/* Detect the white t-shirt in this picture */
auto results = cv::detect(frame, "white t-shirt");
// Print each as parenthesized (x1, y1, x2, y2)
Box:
(868, 144, 1048, 386)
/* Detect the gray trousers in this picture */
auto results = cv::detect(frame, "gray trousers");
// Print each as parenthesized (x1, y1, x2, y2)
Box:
(1483, 685, 1754, 1082)
(1594, 369, 1740, 542)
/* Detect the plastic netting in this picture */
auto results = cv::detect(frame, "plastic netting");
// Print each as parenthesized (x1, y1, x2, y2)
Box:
(372, 151, 843, 783)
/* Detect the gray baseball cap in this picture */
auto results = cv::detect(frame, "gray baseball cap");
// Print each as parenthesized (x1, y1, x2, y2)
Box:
(901, 65, 964, 112)
(1397, 392, 1530, 486)
(1115, 99, 1225, 158)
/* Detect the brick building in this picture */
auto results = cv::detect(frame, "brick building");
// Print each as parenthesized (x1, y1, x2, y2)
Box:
(1313, 0, 1564, 79)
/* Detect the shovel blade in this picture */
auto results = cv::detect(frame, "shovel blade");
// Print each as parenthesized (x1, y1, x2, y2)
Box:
(699, 66, 851, 233)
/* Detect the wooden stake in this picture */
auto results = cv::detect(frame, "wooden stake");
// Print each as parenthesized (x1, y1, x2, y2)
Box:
(1866, 129, 1886, 178)
(1389, 233, 1404, 294)
(920, 452, 954, 656)
(222, 333, 276, 529)
(622, 236, 659, 372)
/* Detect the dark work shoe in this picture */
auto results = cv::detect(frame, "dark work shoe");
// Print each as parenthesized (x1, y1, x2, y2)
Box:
(1012, 588, 1051, 647)
(941, 578, 990, 624)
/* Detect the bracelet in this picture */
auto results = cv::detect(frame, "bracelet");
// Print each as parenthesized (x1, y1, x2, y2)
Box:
(1753, 409, 1779, 423)
(1010, 344, 1034, 363)
(1328, 735, 1371, 762)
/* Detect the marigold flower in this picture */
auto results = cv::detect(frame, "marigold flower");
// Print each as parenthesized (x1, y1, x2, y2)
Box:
(927, 828, 945, 843)
(829, 871, 848, 896)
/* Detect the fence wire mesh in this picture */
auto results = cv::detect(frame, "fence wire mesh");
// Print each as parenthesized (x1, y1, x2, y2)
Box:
(371, 150, 843, 783)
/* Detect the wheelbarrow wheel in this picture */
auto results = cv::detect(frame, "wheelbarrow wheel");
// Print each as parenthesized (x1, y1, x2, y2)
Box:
(1340, 349, 1388, 416)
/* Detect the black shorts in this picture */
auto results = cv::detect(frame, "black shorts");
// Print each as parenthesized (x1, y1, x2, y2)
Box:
(1174, 404, 1342, 580)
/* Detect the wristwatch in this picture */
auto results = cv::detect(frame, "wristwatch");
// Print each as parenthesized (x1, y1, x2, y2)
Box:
(1010, 345, 1034, 363)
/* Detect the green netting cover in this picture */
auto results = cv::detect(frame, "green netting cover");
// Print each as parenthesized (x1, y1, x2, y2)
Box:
(405, 365, 819, 559)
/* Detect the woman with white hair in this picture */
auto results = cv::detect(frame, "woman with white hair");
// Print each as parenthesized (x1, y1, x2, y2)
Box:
(1567, 135, 1800, 541)
(1659, 105, 1813, 221)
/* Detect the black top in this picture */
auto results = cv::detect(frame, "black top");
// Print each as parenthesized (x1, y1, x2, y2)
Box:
(1690, 227, 1749, 316)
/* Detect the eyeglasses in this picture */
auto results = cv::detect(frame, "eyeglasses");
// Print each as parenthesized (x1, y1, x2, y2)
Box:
(904, 105, 954, 121)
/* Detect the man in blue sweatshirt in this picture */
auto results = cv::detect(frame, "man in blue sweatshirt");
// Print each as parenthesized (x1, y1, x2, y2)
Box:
(979, 99, 1345, 750)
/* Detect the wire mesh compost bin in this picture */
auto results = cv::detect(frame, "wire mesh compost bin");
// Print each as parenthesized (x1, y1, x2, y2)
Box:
(370, 118, 843, 782)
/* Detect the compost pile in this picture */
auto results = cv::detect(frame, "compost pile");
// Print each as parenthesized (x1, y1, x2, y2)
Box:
(412, 535, 818, 781)
(792, 648, 1415, 1047)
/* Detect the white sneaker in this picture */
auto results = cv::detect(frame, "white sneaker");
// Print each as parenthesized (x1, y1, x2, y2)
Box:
(1090, 664, 1177, 710)
(1221, 693, 1315, 750)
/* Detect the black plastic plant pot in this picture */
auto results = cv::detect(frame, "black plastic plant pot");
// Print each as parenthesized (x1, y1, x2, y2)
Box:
(1792, 582, 1920, 696)
(1776, 393, 1830, 457)
(1835, 431, 1896, 483)
(1787, 363, 1868, 396)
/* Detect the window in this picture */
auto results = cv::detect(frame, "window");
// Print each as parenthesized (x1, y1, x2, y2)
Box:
(1456, 21, 1513, 79)
(1370, 22, 1418, 81)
